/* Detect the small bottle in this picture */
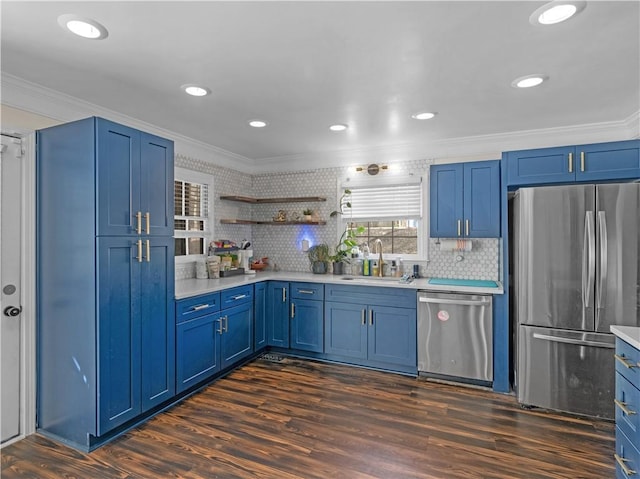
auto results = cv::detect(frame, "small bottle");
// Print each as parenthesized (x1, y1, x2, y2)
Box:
(390, 259, 397, 278)
(397, 257, 404, 277)
(372, 260, 379, 277)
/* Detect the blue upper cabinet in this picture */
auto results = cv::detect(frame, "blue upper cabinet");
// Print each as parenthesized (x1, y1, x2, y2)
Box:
(97, 119, 174, 236)
(505, 140, 640, 186)
(430, 160, 500, 238)
(576, 141, 640, 182)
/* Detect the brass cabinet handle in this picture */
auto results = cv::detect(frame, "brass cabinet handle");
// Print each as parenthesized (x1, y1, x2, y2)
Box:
(615, 354, 637, 369)
(282, 287, 287, 303)
(465, 219, 470, 236)
(615, 399, 637, 416)
(232, 294, 247, 301)
(568, 153, 573, 173)
(361, 309, 366, 325)
(145, 240, 150, 262)
(136, 211, 142, 235)
(291, 303, 295, 318)
(145, 212, 150, 234)
(457, 219, 462, 237)
(216, 318, 223, 335)
(369, 309, 373, 326)
(136, 239, 143, 263)
(580, 151, 585, 172)
(614, 453, 637, 476)
(297, 289, 315, 295)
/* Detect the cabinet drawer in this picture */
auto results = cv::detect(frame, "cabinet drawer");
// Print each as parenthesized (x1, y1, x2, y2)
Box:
(616, 339, 640, 387)
(615, 427, 640, 479)
(325, 284, 416, 309)
(616, 372, 640, 443)
(291, 282, 324, 300)
(176, 293, 221, 324)
(220, 285, 253, 309)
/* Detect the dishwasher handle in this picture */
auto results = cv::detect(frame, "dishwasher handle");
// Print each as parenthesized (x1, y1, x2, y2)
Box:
(418, 296, 491, 306)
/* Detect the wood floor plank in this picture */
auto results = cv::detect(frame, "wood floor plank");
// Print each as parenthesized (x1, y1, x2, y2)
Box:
(1, 357, 615, 479)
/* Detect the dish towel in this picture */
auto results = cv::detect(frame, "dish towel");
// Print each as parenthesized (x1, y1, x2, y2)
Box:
(439, 239, 472, 251)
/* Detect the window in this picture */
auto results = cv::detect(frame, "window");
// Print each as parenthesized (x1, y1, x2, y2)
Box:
(174, 167, 213, 260)
(339, 177, 426, 259)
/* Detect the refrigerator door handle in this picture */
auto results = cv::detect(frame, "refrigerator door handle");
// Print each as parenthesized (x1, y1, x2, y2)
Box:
(582, 211, 596, 308)
(532, 332, 614, 349)
(596, 211, 608, 310)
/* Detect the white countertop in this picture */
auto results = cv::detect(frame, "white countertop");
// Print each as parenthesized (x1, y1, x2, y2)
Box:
(611, 326, 640, 350)
(175, 271, 504, 299)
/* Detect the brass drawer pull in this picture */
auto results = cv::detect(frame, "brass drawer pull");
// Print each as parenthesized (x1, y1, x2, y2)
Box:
(615, 399, 637, 416)
(615, 354, 638, 369)
(614, 453, 637, 476)
(297, 289, 315, 295)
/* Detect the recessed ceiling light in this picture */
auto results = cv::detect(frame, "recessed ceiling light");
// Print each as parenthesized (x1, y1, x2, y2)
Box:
(58, 14, 108, 39)
(411, 112, 437, 120)
(512, 75, 548, 88)
(181, 84, 210, 97)
(248, 120, 267, 128)
(530, 1, 586, 25)
(329, 124, 348, 131)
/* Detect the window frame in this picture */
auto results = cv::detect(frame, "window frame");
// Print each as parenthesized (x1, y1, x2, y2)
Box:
(336, 174, 429, 261)
(174, 167, 214, 264)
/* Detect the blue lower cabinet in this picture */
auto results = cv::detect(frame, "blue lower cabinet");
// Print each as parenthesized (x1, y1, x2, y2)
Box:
(614, 337, 640, 479)
(220, 301, 253, 369)
(368, 305, 416, 368)
(254, 282, 267, 350)
(325, 292, 417, 372)
(290, 298, 324, 353)
(266, 281, 290, 348)
(324, 301, 367, 360)
(176, 314, 221, 393)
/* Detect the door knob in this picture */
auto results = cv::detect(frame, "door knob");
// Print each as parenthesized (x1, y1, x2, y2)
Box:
(3, 306, 21, 317)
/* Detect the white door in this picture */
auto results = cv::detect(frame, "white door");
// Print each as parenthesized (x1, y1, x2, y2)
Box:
(1, 134, 23, 444)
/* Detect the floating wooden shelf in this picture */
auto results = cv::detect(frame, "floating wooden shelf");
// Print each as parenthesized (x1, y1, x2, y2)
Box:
(220, 219, 326, 225)
(220, 195, 326, 204)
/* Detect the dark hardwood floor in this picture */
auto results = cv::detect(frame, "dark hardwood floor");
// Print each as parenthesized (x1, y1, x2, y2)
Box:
(2, 356, 615, 478)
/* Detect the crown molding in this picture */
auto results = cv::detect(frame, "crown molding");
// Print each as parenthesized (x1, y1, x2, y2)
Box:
(253, 110, 640, 173)
(3, 73, 637, 176)
(0, 73, 254, 173)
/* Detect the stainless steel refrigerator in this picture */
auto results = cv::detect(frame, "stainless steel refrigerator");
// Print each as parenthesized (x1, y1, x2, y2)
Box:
(513, 183, 639, 419)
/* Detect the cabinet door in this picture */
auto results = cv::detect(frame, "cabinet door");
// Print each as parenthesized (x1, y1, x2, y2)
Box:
(463, 160, 500, 237)
(505, 146, 575, 186)
(254, 282, 267, 350)
(96, 118, 141, 236)
(576, 140, 640, 182)
(220, 302, 254, 370)
(266, 282, 290, 348)
(140, 133, 174, 236)
(97, 237, 141, 434)
(430, 163, 464, 237)
(140, 237, 175, 411)
(290, 299, 324, 353)
(324, 301, 367, 360)
(367, 306, 416, 368)
(176, 315, 220, 393)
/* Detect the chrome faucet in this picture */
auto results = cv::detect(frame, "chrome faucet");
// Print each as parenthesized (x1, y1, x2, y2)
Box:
(373, 239, 384, 277)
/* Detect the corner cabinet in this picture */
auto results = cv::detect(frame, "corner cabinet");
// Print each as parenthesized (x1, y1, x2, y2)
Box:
(36, 117, 175, 450)
(505, 140, 640, 187)
(430, 160, 500, 238)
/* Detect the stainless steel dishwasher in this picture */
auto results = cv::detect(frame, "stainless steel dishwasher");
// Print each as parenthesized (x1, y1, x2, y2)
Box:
(417, 291, 493, 382)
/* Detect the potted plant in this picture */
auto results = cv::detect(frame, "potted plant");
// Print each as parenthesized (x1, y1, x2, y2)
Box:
(302, 208, 313, 221)
(307, 243, 330, 274)
(329, 189, 364, 274)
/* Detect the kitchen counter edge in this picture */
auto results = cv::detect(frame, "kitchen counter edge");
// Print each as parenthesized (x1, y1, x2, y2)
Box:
(611, 325, 640, 350)
(176, 272, 504, 300)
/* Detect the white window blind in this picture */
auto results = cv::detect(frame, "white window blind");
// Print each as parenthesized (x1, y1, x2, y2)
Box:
(347, 182, 422, 220)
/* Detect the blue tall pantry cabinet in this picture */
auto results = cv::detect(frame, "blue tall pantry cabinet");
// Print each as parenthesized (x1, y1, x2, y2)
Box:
(36, 117, 175, 451)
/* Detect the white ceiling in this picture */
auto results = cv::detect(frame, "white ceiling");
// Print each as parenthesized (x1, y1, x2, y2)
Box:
(1, 1, 639, 168)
